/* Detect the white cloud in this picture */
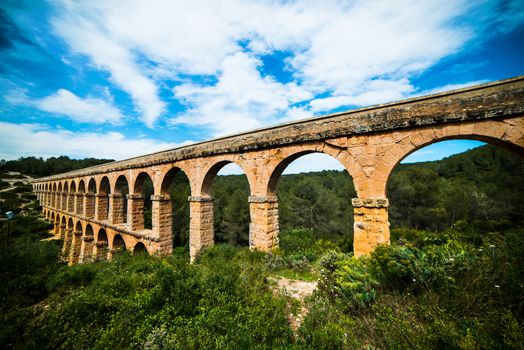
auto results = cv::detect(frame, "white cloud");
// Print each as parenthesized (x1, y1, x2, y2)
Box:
(46, 0, 524, 133)
(37, 89, 124, 124)
(51, 4, 165, 127)
(5, 88, 124, 125)
(309, 79, 415, 112)
(171, 51, 312, 136)
(0, 122, 183, 160)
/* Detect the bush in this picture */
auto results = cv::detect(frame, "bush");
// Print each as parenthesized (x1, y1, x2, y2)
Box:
(0, 179, 9, 190)
(279, 228, 315, 253)
(318, 251, 378, 309)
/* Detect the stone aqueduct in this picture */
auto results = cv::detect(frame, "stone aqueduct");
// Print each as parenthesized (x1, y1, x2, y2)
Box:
(31, 77, 524, 264)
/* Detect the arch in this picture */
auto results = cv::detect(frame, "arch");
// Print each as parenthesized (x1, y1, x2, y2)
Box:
(62, 217, 75, 258)
(113, 174, 130, 194)
(263, 151, 356, 252)
(59, 215, 67, 238)
(67, 220, 84, 264)
(201, 160, 253, 247)
(53, 213, 60, 235)
(97, 228, 108, 242)
(159, 167, 192, 251)
(133, 172, 154, 194)
(376, 122, 524, 198)
(76, 180, 86, 214)
(200, 160, 253, 197)
(67, 181, 77, 213)
(267, 150, 353, 197)
(85, 178, 97, 218)
(56, 182, 63, 210)
(160, 167, 191, 195)
(88, 178, 96, 193)
(99, 176, 111, 194)
(97, 177, 111, 221)
(75, 220, 82, 233)
(69, 180, 77, 193)
(61, 181, 69, 210)
(132, 172, 154, 230)
(112, 175, 129, 224)
(94, 228, 108, 261)
(112, 234, 126, 252)
(78, 180, 86, 193)
(81, 224, 95, 264)
(52, 183, 57, 208)
(386, 139, 524, 231)
(133, 242, 148, 254)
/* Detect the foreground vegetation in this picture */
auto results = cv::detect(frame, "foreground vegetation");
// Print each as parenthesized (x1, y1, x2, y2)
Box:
(1, 145, 523, 349)
(1, 216, 523, 349)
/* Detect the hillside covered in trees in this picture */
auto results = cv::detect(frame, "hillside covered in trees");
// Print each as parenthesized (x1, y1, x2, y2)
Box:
(198, 144, 524, 250)
(0, 156, 114, 177)
(1, 144, 523, 349)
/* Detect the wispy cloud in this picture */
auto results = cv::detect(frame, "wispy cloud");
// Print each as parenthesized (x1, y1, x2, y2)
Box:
(1, 0, 522, 159)
(49, 0, 516, 133)
(171, 51, 312, 136)
(0, 121, 184, 160)
(6, 88, 124, 124)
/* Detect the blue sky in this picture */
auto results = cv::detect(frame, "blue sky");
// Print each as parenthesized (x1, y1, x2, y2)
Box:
(0, 0, 523, 174)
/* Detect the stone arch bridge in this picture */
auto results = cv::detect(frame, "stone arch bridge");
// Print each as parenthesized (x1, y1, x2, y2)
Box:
(32, 77, 524, 264)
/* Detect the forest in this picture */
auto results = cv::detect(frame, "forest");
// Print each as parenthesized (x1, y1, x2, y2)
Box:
(0, 144, 523, 349)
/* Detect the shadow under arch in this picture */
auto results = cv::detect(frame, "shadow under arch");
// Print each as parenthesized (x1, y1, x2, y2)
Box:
(160, 167, 192, 249)
(98, 176, 111, 221)
(57, 182, 63, 209)
(202, 160, 252, 246)
(112, 234, 126, 252)
(133, 172, 154, 230)
(77, 180, 86, 214)
(113, 175, 129, 224)
(52, 183, 57, 207)
(62, 217, 75, 257)
(95, 228, 108, 261)
(133, 242, 148, 254)
(68, 181, 77, 213)
(85, 178, 96, 218)
(82, 224, 94, 263)
(267, 151, 357, 251)
(70, 220, 83, 264)
(60, 215, 66, 238)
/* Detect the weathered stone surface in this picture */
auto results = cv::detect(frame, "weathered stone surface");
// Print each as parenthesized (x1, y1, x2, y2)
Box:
(32, 77, 524, 264)
(189, 199, 214, 262)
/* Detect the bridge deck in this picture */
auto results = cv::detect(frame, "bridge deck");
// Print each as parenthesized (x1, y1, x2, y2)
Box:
(35, 76, 524, 181)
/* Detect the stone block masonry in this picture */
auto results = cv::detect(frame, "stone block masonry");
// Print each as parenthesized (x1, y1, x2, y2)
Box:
(31, 77, 524, 263)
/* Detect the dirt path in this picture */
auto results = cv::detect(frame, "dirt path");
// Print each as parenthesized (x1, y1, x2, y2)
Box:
(1, 172, 33, 192)
(268, 276, 318, 335)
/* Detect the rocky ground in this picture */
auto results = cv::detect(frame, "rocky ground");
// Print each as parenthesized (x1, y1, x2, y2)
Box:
(268, 276, 318, 335)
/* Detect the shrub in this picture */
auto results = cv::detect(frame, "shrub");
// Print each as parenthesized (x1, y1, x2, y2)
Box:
(279, 228, 315, 253)
(318, 251, 378, 309)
